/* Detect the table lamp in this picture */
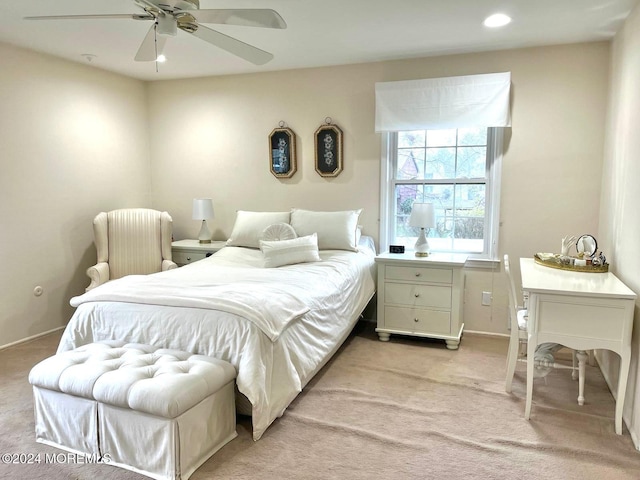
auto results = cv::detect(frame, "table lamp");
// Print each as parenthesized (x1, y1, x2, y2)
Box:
(408, 203, 435, 257)
(192, 198, 215, 244)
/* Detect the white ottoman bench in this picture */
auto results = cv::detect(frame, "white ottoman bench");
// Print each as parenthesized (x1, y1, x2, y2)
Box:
(29, 341, 237, 480)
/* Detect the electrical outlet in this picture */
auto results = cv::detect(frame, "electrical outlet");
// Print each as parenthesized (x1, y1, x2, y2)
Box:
(481, 291, 492, 306)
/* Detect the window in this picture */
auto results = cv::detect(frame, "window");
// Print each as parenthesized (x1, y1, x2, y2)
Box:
(380, 127, 503, 261)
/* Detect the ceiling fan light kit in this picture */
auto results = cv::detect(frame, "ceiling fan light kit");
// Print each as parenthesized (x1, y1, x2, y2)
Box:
(483, 13, 511, 28)
(25, 0, 287, 66)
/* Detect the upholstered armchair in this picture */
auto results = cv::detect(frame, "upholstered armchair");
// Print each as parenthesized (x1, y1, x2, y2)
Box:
(86, 208, 178, 291)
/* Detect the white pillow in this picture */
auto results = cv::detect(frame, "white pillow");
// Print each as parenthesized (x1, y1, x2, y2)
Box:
(260, 222, 298, 242)
(290, 209, 362, 251)
(260, 233, 321, 268)
(227, 211, 291, 248)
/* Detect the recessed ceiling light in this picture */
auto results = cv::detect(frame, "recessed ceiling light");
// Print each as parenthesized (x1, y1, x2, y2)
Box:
(483, 13, 512, 28)
(156, 54, 167, 63)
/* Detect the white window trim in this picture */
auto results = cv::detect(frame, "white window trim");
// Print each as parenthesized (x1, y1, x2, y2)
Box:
(379, 128, 504, 267)
(379, 132, 392, 253)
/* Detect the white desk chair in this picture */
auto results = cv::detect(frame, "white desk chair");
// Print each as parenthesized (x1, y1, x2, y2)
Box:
(504, 254, 581, 395)
(505, 254, 529, 393)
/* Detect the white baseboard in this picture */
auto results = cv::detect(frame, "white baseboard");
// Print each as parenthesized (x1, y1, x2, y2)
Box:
(0, 326, 65, 351)
(362, 322, 509, 339)
(464, 329, 508, 338)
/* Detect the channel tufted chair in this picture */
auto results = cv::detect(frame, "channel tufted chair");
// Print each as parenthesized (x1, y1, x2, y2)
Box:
(86, 208, 177, 291)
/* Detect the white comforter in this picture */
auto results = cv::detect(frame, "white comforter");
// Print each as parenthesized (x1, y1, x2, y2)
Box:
(58, 242, 376, 440)
(71, 279, 311, 342)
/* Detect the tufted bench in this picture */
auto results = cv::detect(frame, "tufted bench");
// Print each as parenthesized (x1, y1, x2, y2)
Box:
(28, 341, 237, 480)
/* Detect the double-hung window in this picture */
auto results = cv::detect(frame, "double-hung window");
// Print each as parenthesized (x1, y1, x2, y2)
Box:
(380, 126, 503, 261)
(375, 72, 510, 263)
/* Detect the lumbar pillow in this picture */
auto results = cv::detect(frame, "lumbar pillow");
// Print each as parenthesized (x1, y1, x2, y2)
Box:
(260, 233, 321, 268)
(227, 211, 291, 248)
(260, 222, 298, 242)
(290, 209, 362, 251)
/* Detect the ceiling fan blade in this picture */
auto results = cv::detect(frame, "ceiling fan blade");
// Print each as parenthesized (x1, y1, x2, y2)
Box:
(190, 9, 286, 29)
(24, 14, 152, 21)
(186, 24, 274, 65)
(135, 24, 167, 62)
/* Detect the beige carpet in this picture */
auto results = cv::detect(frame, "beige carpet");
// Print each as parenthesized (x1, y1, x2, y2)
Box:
(2, 321, 640, 479)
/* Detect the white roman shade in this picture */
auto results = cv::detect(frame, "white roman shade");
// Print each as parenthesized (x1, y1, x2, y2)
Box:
(375, 72, 511, 132)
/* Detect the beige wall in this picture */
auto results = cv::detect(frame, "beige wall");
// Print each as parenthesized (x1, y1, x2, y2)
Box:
(147, 69, 381, 243)
(148, 42, 610, 335)
(599, 1, 640, 448)
(0, 41, 613, 343)
(0, 44, 151, 347)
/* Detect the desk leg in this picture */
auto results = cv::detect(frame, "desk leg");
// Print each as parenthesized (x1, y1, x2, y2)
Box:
(576, 350, 588, 406)
(616, 348, 631, 435)
(525, 336, 536, 420)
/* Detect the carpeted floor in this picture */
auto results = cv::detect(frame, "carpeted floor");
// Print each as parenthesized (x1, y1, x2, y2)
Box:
(2, 321, 640, 479)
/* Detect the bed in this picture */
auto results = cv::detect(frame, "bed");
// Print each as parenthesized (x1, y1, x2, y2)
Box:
(57, 209, 376, 440)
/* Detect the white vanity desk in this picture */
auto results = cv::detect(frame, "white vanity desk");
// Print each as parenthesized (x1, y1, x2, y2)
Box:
(520, 258, 636, 435)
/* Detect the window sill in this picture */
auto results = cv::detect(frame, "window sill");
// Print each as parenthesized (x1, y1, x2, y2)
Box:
(464, 257, 501, 269)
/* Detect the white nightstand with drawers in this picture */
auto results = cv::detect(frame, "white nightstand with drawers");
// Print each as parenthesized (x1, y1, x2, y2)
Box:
(375, 252, 467, 350)
(171, 239, 227, 266)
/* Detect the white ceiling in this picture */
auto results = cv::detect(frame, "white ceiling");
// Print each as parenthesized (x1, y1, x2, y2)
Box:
(0, 0, 637, 81)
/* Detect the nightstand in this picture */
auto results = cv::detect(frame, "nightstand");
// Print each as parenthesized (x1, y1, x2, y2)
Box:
(171, 239, 227, 266)
(375, 252, 467, 350)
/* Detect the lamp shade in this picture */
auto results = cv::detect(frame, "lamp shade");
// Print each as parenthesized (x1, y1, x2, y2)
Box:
(409, 203, 435, 228)
(192, 198, 214, 220)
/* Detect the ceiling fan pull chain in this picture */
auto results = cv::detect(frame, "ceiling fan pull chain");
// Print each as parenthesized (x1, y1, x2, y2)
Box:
(154, 24, 159, 73)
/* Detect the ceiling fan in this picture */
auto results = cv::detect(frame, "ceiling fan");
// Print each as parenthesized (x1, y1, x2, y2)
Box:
(25, 0, 286, 65)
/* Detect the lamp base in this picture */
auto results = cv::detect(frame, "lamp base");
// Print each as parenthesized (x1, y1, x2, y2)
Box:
(197, 220, 212, 244)
(414, 228, 431, 257)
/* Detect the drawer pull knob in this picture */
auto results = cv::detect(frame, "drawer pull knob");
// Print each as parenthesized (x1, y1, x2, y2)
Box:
(415, 272, 421, 277)
(414, 318, 419, 322)
(414, 293, 420, 297)
(186, 257, 191, 261)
